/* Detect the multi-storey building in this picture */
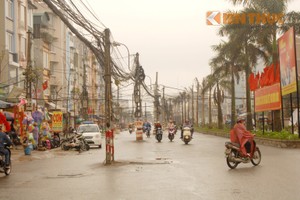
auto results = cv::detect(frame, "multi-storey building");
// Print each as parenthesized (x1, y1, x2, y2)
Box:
(32, 1, 104, 126)
(0, 0, 36, 102)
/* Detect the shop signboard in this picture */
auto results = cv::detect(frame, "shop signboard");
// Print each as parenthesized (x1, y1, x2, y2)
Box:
(52, 111, 63, 132)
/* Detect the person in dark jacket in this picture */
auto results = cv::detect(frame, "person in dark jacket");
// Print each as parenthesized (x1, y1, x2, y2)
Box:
(0, 125, 12, 168)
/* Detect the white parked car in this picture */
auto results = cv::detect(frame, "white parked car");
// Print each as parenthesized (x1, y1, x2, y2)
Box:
(77, 123, 102, 148)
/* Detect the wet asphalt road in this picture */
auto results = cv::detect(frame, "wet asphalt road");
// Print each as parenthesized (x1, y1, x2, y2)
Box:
(1, 131, 300, 200)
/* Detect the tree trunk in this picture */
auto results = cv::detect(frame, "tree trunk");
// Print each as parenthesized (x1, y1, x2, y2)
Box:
(201, 92, 205, 126)
(209, 87, 212, 128)
(245, 43, 253, 130)
(217, 83, 223, 129)
(272, 31, 282, 132)
(231, 66, 236, 129)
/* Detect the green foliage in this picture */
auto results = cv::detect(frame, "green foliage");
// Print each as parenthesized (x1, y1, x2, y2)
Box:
(254, 129, 300, 140)
(196, 126, 300, 140)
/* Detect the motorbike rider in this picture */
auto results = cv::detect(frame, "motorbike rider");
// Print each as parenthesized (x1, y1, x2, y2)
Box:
(167, 119, 176, 132)
(128, 123, 133, 131)
(0, 125, 12, 168)
(231, 117, 255, 157)
(144, 121, 151, 132)
(180, 120, 193, 139)
(154, 121, 162, 134)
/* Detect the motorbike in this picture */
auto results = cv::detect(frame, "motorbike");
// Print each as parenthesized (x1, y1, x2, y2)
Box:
(50, 133, 60, 149)
(60, 132, 90, 152)
(182, 126, 192, 144)
(0, 144, 12, 176)
(155, 127, 163, 142)
(143, 126, 151, 138)
(224, 140, 261, 169)
(168, 126, 176, 142)
(129, 128, 133, 134)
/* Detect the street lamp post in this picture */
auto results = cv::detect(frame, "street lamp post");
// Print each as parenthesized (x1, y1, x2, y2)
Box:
(112, 41, 131, 70)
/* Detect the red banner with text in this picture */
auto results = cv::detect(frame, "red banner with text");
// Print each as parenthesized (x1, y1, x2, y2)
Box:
(255, 83, 281, 112)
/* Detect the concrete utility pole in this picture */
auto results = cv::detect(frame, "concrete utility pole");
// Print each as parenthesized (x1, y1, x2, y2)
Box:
(196, 79, 199, 126)
(145, 102, 147, 121)
(81, 62, 88, 120)
(162, 86, 165, 124)
(154, 72, 160, 122)
(191, 86, 194, 125)
(104, 28, 113, 164)
(25, 30, 33, 111)
(133, 53, 142, 119)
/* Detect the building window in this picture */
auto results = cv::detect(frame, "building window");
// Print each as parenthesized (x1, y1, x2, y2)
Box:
(19, 4, 26, 28)
(27, 8, 33, 28)
(20, 37, 26, 61)
(43, 51, 49, 69)
(6, 32, 13, 52)
(6, 0, 13, 19)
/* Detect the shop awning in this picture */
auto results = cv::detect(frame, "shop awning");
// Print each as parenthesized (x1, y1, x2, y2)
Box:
(0, 100, 14, 109)
(46, 102, 66, 112)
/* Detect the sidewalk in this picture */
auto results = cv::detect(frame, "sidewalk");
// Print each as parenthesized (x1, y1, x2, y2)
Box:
(10, 146, 60, 163)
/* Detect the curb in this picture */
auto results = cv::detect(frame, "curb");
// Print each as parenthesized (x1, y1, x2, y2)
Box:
(200, 131, 300, 148)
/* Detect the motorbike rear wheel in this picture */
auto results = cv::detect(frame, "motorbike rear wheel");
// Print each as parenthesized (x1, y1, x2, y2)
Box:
(156, 134, 162, 142)
(4, 161, 11, 176)
(251, 148, 261, 166)
(168, 134, 174, 142)
(226, 150, 239, 169)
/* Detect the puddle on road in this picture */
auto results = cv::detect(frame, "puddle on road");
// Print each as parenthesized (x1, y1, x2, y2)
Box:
(107, 158, 173, 166)
(45, 170, 92, 179)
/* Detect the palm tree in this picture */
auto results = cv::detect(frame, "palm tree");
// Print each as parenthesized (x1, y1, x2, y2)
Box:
(219, 8, 273, 130)
(202, 75, 213, 128)
(203, 73, 230, 129)
(211, 41, 242, 128)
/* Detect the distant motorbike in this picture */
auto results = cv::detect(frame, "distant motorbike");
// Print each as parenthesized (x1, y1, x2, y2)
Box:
(224, 139, 261, 169)
(155, 127, 163, 142)
(0, 143, 12, 176)
(182, 127, 192, 144)
(144, 126, 151, 138)
(168, 126, 175, 142)
(61, 132, 90, 152)
(129, 128, 133, 134)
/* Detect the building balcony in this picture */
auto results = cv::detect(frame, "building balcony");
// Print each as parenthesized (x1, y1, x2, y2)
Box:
(50, 75, 58, 86)
(9, 53, 19, 67)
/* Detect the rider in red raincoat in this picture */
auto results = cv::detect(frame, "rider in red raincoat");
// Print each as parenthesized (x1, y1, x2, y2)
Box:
(230, 117, 255, 157)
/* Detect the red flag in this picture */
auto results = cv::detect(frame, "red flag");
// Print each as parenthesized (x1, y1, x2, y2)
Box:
(263, 65, 271, 86)
(42, 81, 48, 90)
(248, 72, 256, 91)
(260, 72, 265, 88)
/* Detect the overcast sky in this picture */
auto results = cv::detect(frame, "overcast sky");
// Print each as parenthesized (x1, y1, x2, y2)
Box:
(84, 0, 300, 97)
